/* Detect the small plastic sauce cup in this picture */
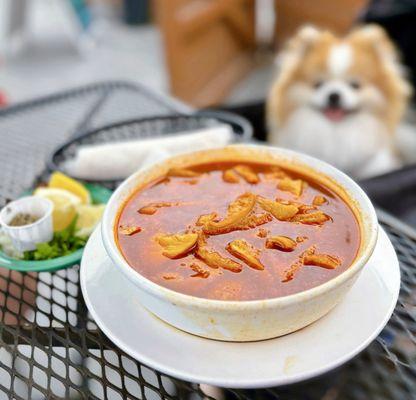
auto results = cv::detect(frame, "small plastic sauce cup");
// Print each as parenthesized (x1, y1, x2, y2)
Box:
(0, 196, 54, 252)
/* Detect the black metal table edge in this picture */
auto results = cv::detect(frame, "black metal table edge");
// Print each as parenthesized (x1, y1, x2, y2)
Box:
(0, 80, 191, 119)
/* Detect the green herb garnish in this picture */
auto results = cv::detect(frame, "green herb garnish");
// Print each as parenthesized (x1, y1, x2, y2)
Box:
(23, 217, 87, 261)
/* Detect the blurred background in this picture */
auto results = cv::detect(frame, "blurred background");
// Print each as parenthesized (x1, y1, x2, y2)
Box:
(1, 0, 405, 106)
(2, 1, 416, 121)
(2, 0, 416, 135)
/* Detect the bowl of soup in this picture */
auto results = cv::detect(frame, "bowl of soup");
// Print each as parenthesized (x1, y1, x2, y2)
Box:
(101, 145, 378, 341)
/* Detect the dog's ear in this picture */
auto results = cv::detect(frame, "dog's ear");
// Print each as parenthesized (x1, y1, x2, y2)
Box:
(350, 24, 398, 65)
(278, 25, 320, 63)
(275, 25, 322, 73)
(291, 25, 321, 52)
(350, 24, 412, 129)
(349, 24, 412, 98)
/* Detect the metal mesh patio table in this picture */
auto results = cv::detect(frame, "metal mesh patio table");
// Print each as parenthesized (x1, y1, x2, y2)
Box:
(0, 81, 415, 400)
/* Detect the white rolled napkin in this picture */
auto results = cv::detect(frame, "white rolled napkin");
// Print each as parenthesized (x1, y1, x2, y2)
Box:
(64, 125, 233, 180)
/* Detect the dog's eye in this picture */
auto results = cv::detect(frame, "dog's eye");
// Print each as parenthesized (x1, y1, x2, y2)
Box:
(313, 80, 324, 89)
(349, 80, 361, 90)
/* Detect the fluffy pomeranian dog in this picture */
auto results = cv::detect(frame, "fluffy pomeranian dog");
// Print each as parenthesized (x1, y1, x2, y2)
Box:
(267, 25, 412, 178)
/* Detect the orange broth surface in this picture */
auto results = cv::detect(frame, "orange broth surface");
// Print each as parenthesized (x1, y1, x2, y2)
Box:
(116, 162, 360, 301)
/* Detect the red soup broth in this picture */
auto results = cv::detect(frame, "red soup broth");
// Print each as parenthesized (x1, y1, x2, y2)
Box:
(115, 162, 361, 301)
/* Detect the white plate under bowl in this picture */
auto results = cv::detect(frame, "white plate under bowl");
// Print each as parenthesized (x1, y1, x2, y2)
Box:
(80, 226, 400, 389)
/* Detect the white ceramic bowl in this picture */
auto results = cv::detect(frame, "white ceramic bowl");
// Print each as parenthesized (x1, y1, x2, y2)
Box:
(101, 145, 378, 342)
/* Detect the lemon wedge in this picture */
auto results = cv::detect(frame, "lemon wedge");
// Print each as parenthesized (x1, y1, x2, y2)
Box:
(34, 188, 81, 231)
(75, 204, 105, 237)
(49, 172, 91, 204)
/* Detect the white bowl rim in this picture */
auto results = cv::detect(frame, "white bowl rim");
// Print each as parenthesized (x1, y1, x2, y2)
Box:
(101, 144, 378, 310)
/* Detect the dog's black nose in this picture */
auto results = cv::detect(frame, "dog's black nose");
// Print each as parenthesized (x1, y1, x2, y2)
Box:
(328, 92, 341, 107)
